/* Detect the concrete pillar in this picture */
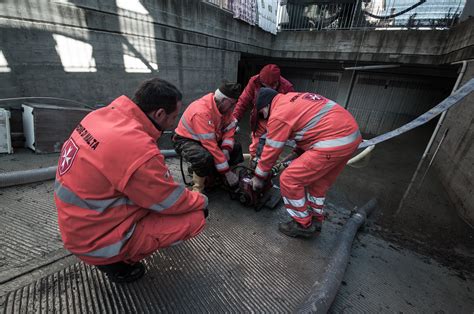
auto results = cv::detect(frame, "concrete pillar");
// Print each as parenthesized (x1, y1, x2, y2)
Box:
(460, 2, 474, 22)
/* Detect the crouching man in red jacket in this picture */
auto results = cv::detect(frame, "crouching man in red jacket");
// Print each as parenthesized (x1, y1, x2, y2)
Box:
(54, 78, 208, 283)
(251, 88, 361, 238)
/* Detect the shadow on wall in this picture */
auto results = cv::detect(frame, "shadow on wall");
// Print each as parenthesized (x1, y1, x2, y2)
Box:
(0, 0, 238, 107)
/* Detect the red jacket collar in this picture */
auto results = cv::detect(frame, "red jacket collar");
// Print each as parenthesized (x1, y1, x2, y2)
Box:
(205, 93, 223, 119)
(111, 95, 162, 140)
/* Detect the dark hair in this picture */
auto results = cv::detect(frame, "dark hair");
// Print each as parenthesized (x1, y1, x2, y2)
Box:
(132, 78, 182, 114)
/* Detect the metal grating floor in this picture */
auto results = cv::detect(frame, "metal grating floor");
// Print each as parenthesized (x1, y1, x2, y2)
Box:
(1, 157, 473, 312)
(0, 180, 69, 284)
(0, 189, 343, 312)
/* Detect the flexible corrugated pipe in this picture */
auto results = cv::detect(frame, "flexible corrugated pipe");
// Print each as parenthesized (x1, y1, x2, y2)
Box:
(296, 198, 377, 313)
(0, 150, 178, 188)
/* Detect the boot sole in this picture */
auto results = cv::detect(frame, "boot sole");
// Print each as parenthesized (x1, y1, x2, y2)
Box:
(278, 228, 320, 239)
(104, 264, 146, 284)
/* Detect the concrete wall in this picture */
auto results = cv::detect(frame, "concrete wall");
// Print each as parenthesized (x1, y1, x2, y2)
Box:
(0, 0, 273, 105)
(441, 18, 474, 64)
(431, 61, 474, 227)
(1, 1, 472, 107)
(460, 1, 474, 22)
(272, 17, 474, 65)
(272, 29, 448, 65)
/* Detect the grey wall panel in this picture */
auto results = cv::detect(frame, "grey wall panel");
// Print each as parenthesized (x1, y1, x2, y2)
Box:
(285, 70, 341, 100)
(347, 73, 449, 135)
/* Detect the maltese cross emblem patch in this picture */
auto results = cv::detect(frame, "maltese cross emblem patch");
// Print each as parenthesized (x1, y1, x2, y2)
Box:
(58, 138, 79, 176)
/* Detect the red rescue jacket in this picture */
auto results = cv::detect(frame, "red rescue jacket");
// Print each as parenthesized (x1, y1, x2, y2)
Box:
(232, 74, 294, 131)
(254, 92, 362, 179)
(174, 93, 237, 174)
(54, 96, 207, 265)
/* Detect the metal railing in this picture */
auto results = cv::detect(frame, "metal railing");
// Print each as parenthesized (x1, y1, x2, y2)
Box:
(204, 0, 232, 11)
(277, 0, 466, 31)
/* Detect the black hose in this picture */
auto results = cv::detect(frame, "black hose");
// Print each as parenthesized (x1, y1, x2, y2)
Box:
(363, 0, 426, 19)
(180, 155, 192, 186)
(296, 198, 377, 313)
(161, 149, 178, 158)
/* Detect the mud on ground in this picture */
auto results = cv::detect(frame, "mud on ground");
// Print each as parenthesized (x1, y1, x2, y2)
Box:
(334, 123, 474, 276)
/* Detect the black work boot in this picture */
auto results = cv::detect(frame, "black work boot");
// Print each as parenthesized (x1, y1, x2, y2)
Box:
(312, 217, 323, 232)
(96, 261, 145, 283)
(278, 220, 319, 238)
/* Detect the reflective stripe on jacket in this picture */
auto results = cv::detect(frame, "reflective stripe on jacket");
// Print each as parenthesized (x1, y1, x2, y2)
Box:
(54, 96, 207, 265)
(175, 93, 237, 173)
(254, 92, 362, 179)
(232, 74, 294, 131)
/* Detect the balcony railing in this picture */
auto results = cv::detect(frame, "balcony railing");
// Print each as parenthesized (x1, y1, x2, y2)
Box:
(205, 0, 232, 11)
(277, 0, 466, 31)
(203, 0, 465, 31)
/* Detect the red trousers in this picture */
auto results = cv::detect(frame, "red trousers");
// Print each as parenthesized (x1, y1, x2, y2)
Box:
(279, 144, 358, 227)
(122, 210, 205, 263)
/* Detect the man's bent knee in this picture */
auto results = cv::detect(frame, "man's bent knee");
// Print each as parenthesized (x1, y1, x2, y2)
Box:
(192, 154, 214, 177)
(186, 210, 206, 238)
(122, 210, 206, 263)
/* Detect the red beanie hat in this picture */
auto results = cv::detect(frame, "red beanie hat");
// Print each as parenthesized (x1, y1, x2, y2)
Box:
(259, 64, 281, 86)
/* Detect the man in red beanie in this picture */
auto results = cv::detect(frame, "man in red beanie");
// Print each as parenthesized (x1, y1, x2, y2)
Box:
(232, 64, 294, 162)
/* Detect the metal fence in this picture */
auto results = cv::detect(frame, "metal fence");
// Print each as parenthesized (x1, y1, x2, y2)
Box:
(277, 0, 465, 31)
(203, 0, 466, 31)
(205, 0, 232, 11)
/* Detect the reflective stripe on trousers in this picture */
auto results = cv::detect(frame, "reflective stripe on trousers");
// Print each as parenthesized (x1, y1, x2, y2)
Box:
(308, 207, 323, 215)
(81, 224, 136, 258)
(306, 194, 325, 216)
(310, 130, 361, 149)
(283, 196, 306, 208)
(306, 193, 325, 206)
(286, 208, 310, 219)
(283, 196, 310, 219)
